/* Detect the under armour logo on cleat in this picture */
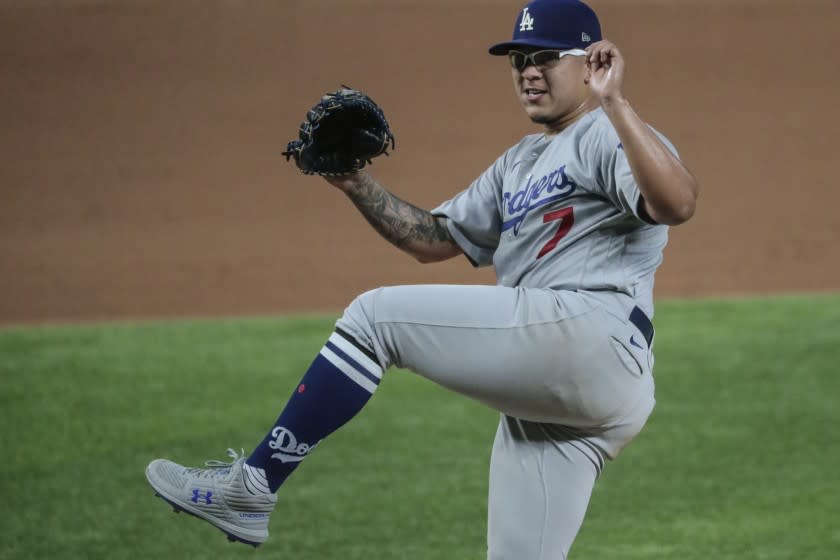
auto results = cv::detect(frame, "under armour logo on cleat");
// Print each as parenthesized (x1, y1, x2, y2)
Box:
(191, 489, 213, 504)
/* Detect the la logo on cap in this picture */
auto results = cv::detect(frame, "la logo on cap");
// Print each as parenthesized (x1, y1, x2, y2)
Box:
(519, 7, 535, 31)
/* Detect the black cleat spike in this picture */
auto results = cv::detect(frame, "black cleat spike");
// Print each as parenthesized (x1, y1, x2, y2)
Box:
(222, 531, 261, 548)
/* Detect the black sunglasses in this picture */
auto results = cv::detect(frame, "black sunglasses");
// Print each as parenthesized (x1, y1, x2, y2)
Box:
(508, 49, 588, 70)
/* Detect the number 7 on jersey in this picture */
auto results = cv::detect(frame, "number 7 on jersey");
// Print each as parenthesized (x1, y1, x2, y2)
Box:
(537, 207, 575, 259)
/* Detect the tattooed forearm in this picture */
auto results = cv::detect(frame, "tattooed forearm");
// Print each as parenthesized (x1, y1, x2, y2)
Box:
(344, 175, 458, 260)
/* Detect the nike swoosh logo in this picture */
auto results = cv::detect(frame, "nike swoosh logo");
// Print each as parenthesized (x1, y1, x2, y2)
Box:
(629, 335, 645, 350)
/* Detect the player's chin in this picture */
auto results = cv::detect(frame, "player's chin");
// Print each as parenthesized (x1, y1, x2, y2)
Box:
(526, 109, 555, 125)
(522, 102, 555, 124)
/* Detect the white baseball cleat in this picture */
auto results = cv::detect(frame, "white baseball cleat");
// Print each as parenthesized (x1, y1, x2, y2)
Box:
(145, 448, 277, 547)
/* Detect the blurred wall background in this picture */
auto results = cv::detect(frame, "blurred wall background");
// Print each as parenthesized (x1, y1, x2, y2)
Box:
(1, 0, 838, 324)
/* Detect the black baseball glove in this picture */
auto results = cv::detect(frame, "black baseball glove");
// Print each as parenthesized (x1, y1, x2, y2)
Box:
(282, 86, 395, 176)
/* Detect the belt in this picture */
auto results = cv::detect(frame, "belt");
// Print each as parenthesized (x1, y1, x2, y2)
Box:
(629, 306, 654, 347)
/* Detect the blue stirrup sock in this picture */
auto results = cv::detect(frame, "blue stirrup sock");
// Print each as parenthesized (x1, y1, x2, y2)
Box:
(243, 328, 383, 493)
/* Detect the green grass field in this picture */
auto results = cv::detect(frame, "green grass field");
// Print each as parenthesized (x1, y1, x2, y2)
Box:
(2, 295, 839, 559)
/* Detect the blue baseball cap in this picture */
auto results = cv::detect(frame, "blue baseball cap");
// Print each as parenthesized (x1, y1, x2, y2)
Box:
(488, 0, 602, 55)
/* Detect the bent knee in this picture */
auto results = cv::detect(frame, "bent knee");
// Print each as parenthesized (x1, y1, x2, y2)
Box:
(334, 288, 388, 368)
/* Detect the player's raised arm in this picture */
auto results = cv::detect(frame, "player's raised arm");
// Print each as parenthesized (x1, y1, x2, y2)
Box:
(585, 40, 699, 225)
(325, 171, 463, 264)
(280, 87, 463, 263)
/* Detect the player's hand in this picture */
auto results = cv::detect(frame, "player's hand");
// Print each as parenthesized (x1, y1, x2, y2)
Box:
(585, 40, 626, 104)
(323, 171, 369, 194)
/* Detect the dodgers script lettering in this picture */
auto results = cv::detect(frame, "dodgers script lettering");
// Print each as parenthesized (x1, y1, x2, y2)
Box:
(502, 164, 577, 234)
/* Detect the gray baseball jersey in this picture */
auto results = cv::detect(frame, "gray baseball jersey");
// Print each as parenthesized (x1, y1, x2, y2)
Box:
(432, 107, 675, 317)
(335, 107, 680, 559)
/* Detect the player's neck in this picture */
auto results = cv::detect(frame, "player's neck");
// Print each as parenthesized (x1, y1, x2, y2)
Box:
(541, 99, 598, 136)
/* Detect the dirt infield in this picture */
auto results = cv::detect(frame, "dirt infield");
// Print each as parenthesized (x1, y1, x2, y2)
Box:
(1, 0, 839, 324)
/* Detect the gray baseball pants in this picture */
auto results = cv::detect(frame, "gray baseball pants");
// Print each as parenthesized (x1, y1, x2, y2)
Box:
(336, 284, 656, 559)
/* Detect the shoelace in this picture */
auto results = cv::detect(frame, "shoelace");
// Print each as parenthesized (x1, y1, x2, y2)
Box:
(184, 448, 247, 479)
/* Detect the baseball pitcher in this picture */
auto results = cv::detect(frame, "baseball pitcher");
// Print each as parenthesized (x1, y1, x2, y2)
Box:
(145, 0, 699, 558)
